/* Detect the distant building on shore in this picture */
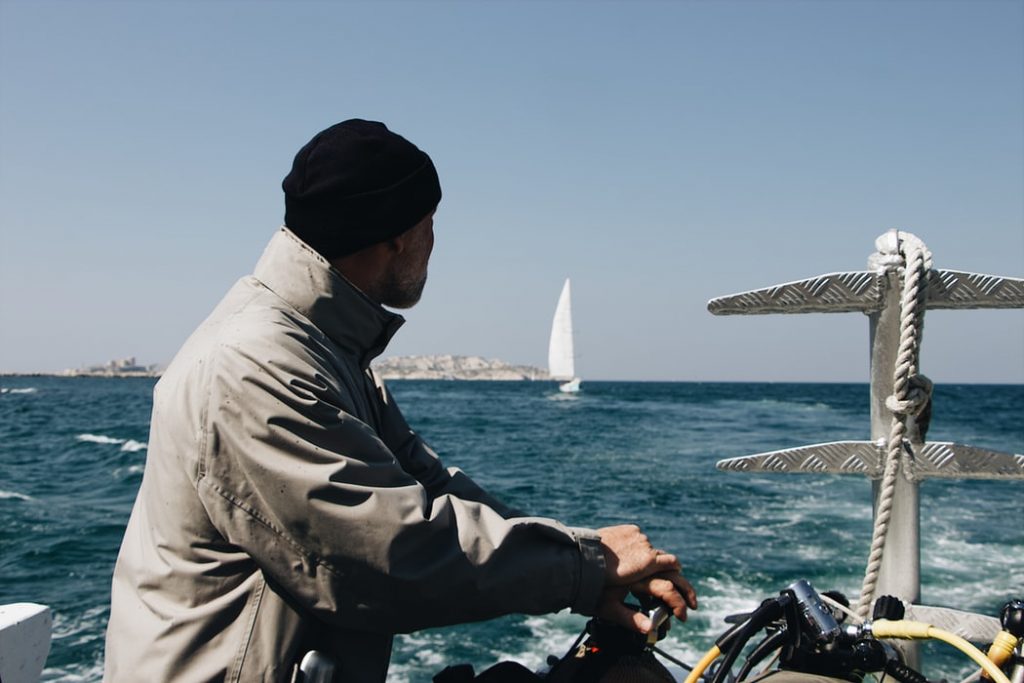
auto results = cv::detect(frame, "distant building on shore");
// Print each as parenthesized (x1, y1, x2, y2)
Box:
(62, 357, 162, 377)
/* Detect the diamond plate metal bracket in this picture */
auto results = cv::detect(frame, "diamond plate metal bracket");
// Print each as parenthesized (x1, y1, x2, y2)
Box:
(715, 441, 1024, 482)
(904, 604, 1001, 643)
(707, 270, 1024, 315)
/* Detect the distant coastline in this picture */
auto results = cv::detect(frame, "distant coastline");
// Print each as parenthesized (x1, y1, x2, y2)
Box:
(0, 372, 161, 378)
(1, 355, 547, 381)
(0, 356, 162, 378)
(373, 355, 548, 381)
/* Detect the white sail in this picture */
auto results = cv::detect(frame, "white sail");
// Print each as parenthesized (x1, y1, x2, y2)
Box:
(547, 279, 577, 388)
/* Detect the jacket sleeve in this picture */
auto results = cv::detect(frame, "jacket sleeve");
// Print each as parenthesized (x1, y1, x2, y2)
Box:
(195, 338, 605, 634)
(368, 370, 528, 519)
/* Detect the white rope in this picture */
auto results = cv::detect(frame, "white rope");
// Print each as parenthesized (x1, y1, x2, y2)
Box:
(820, 592, 864, 624)
(855, 232, 933, 619)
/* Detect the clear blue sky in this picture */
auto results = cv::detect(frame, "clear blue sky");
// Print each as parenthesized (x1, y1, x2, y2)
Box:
(1, 0, 1022, 382)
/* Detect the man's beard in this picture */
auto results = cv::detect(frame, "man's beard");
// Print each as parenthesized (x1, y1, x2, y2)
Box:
(378, 264, 428, 309)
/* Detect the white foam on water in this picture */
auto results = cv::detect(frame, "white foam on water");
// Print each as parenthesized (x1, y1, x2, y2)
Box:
(1, 386, 37, 394)
(76, 433, 125, 445)
(41, 661, 104, 683)
(34, 605, 110, 682)
(484, 610, 716, 678)
(51, 605, 107, 643)
(523, 610, 585, 642)
(691, 575, 763, 640)
(926, 575, 1021, 613)
(0, 489, 33, 501)
(504, 611, 586, 670)
(924, 529, 1021, 577)
(485, 648, 546, 674)
(390, 631, 450, 682)
(714, 398, 836, 415)
(793, 542, 831, 562)
(412, 647, 447, 669)
(76, 433, 147, 452)
(516, 606, 724, 675)
(112, 464, 145, 478)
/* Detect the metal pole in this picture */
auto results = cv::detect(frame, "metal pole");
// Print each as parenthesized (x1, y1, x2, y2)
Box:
(868, 243, 921, 668)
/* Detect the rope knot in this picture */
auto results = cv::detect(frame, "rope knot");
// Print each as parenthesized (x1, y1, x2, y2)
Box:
(885, 374, 933, 417)
(869, 229, 934, 275)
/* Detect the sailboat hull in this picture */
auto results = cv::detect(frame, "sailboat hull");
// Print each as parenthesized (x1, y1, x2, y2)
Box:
(558, 378, 581, 393)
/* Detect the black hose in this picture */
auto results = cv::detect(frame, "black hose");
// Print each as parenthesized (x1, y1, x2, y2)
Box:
(734, 629, 788, 681)
(710, 598, 788, 683)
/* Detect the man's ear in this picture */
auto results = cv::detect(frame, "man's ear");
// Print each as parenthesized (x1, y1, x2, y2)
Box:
(386, 231, 408, 254)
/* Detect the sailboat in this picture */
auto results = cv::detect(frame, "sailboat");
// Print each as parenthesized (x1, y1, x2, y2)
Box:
(548, 278, 581, 393)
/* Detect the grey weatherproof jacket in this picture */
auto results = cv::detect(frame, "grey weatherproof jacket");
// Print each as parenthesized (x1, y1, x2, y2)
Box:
(104, 228, 606, 682)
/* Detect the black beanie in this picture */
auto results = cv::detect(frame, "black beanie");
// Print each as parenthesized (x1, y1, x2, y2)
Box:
(282, 119, 442, 259)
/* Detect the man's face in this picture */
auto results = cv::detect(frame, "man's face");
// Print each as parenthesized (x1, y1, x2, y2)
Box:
(379, 212, 434, 309)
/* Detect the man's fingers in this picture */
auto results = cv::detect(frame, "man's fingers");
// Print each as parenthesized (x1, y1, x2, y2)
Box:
(652, 571, 698, 608)
(653, 552, 680, 571)
(602, 600, 653, 634)
(648, 576, 688, 618)
(675, 573, 698, 610)
(629, 571, 699, 621)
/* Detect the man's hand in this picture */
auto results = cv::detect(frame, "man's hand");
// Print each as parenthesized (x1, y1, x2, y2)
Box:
(598, 525, 680, 585)
(595, 571, 698, 634)
(595, 525, 698, 634)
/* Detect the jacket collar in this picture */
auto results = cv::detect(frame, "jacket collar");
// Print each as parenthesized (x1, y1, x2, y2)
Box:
(253, 228, 405, 368)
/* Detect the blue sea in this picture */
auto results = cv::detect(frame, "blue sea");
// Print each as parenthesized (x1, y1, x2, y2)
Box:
(1, 377, 1021, 682)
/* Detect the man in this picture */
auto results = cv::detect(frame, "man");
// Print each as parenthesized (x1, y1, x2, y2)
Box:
(104, 119, 696, 682)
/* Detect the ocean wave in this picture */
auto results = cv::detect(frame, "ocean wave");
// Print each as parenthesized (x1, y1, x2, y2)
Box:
(75, 434, 148, 451)
(394, 611, 701, 680)
(925, 572, 1024, 613)
(41, 605, 108, 681)
(51, 604, 107, 643)
(521, 605, 725, 671)
(695, 576, 763, 633)
(391, 631, 449, 682)
(0, 489, 33, 501)
(714, 397, 836, 413)
(519, 611, 589, 669)
(77, 434, 125, 445)
(1, 386, 38, 394)
(410, 645, 447, 669)
(40, 661, 104, 683)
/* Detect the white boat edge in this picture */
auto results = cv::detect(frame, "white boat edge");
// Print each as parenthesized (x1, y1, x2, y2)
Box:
(0, 602, 52, 683)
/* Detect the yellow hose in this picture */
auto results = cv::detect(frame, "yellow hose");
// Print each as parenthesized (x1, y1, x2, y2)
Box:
(872, 620, 1011, 683)
(982, 631, 1020, 678)
(684, 644, 722, 683)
